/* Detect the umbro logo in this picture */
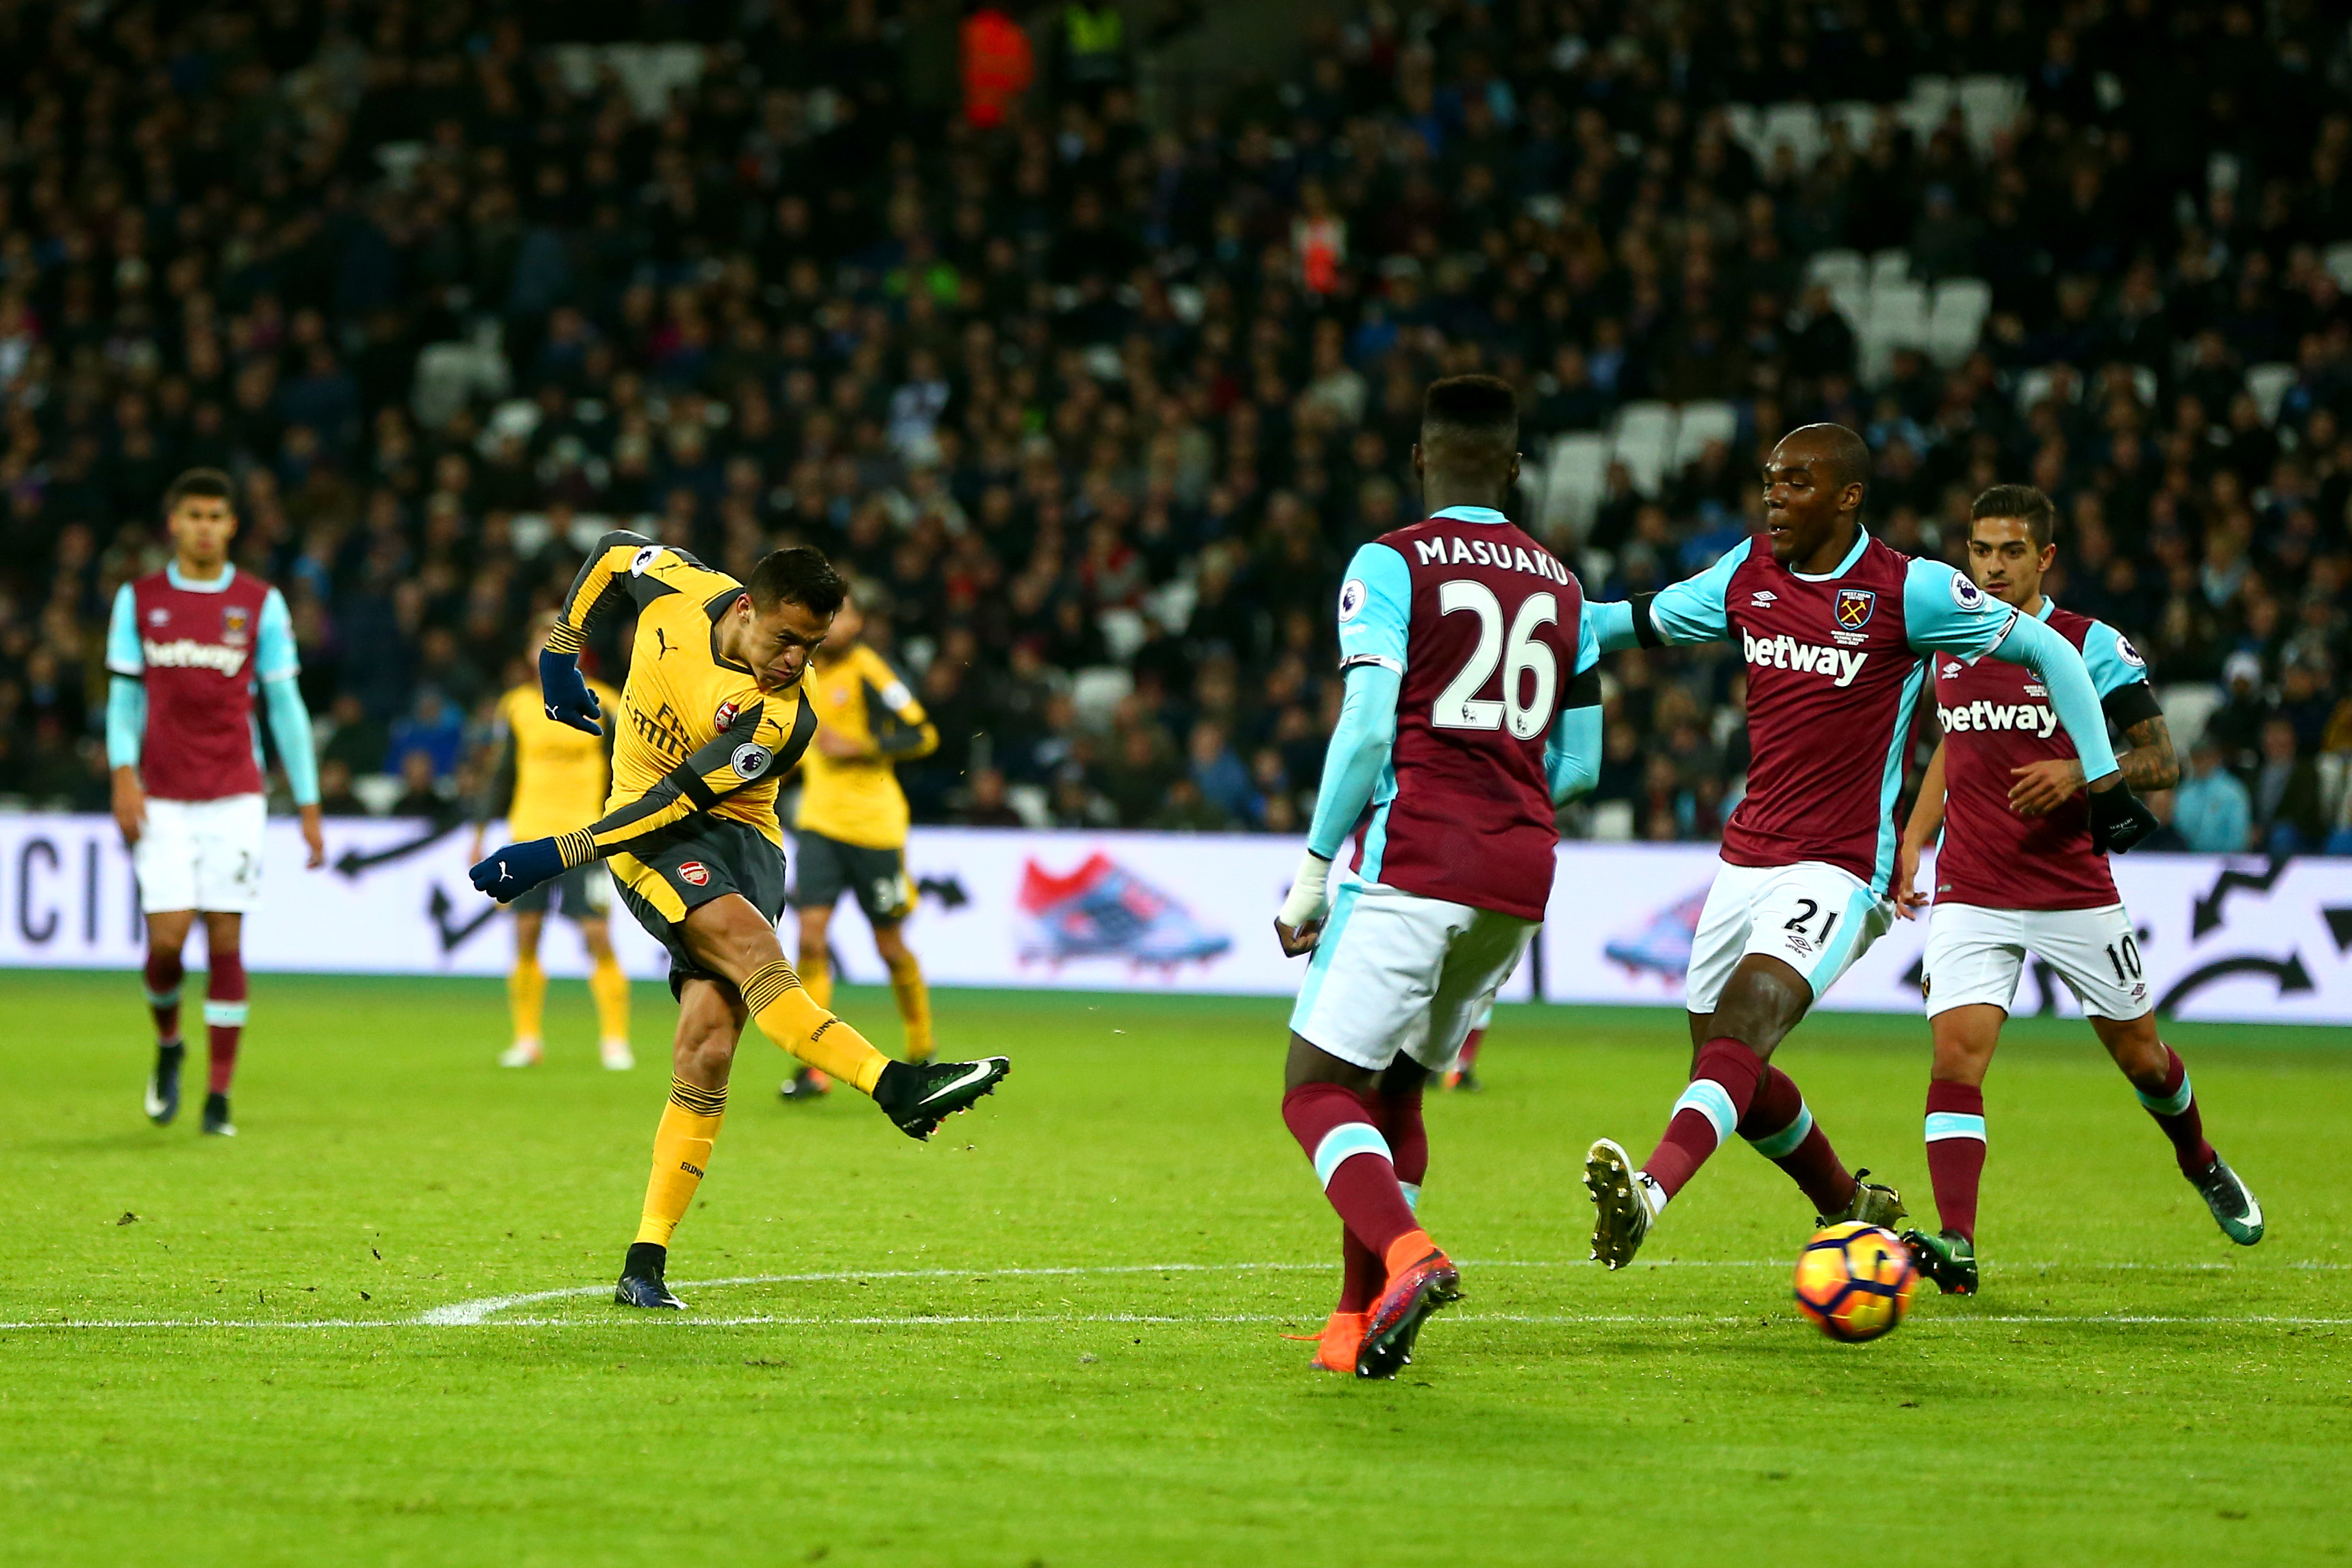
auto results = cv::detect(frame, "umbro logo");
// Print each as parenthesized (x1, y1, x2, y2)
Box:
(1942, 662, 1962, 678)
(1750, 591, 1777, 607)
(148, 608, 169, 624)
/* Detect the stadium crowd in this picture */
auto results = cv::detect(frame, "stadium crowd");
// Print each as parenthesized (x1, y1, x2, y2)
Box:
(3, 0, 2351, 854)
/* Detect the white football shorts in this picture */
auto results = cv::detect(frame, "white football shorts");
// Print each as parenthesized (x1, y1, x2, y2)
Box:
(1685, 858, 1894, 1014)
(1922, 901, 2152, 1021)
(132, 794, 267, 914)
(1288, 878, 1537, 1074)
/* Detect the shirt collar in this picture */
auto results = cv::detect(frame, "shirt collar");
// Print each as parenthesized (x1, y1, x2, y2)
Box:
(166, 562, 236, 594)
(1788, 527, 1870, 582)
(2031, 595, 2055, 621)
(1430, 505, 1508, 525)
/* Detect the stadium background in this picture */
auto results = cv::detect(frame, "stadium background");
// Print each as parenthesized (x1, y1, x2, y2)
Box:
(2, 0, 2350, 865)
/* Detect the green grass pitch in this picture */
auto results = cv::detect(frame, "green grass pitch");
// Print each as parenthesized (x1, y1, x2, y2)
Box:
(3, 970, 2349, 1567)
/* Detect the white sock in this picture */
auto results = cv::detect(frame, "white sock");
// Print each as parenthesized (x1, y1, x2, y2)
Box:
(1636, 1172, 1668, 1221)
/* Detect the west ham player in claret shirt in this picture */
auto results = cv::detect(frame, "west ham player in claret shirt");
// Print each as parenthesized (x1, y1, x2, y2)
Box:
(105, 470, 324, 1136)
(1892, 485, 2262, 1295)
(1272, 377, 1603, 1378)
(1577, 427, 2162, 1269)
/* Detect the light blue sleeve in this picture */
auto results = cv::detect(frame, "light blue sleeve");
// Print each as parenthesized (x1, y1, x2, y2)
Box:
(1900, 558, 2018, 662)
(1988, 613, 2122, 781)
(1335, 542, 1412, 673)
(261, 677, 321, 806)
(1305, 663, 1400, 861)
(254, 587, 300, 682)
(105, 675, 146, 769)
(105, 582, 142, 676)
(1544, 704, 1602, 802)
(1629, 536, 1748, 648)
(1575, 596, 1600, 675)
(2079, 618, 2153, 700)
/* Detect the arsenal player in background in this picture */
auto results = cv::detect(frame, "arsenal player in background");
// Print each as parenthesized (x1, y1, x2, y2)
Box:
(1576, 425, 2164, 1273)
(1892, 484, 2261, 1296)
(1271, 375, 1603, 1378)
(105, 469, 323, 1137)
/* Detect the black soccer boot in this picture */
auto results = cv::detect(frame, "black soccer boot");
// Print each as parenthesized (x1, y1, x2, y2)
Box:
(614, 1242, 687, 1309)
(2190, 1156, 2264, 1245)
(777, 1067, 832, 1102)
(1901, 1228, 1980, 1295)
(872, 1056, 1011, 1141)
(145, 1039, 184, 1126)
(200, 1091, 235, 1137)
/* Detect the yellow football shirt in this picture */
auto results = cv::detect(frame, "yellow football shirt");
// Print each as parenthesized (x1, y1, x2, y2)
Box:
(491, 678, 620, 841)
(794, 643, 938, 849)
(541, 533, 817, 866)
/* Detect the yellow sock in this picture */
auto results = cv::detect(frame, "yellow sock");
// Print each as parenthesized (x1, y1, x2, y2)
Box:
(798, 942, 833, 1010)
(508, 954, 546, 1043)
(741, 959, 888, 1094)
(589, 954, 630, 1044)
(887, 950, 934, 1061)
(634, 1080, 726, 1245)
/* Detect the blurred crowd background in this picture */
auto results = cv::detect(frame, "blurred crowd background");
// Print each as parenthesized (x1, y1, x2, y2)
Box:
(4, 0, 2351, 855)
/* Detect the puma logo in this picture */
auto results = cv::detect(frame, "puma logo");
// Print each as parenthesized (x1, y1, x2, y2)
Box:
(655, 628, 672, 659)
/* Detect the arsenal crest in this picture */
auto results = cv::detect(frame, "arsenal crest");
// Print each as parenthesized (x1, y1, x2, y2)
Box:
(1834, 587, 1876, 631)
(714, 698, 740, 729)
(678, 861, 710, 887)
(222, 604, 251, 646)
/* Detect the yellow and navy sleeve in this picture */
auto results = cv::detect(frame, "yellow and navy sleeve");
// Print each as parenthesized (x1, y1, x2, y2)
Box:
(553, 692, 818, 866)
(862, 649, 938, 761)
(547, 531, 714, 657)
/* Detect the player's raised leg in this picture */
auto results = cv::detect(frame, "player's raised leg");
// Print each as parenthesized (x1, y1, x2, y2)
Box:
(140, 909, 195, 1125)
(616, 978, 745, 1308)
(2093, 1013, 2262, 1245)
(503, 910, 548, 1067)
(684, 894, 1005, 1139)
(199, 910, 247, 1135)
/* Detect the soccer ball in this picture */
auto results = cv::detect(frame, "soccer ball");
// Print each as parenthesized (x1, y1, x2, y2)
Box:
(1792, 1222, 1919, 1343)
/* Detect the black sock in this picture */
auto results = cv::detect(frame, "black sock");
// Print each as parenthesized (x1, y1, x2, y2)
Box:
(623, 1241, 667, 1280)
(873, 1059, 916, 1107)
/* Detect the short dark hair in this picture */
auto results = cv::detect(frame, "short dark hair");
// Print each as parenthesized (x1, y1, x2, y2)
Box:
(1421, 373, 1519, 440)
(1971, 483, 2057, 549)
(745, 545, 847, 618)
(1781, 422, 1872, 501)
(162, 468, 234, 516)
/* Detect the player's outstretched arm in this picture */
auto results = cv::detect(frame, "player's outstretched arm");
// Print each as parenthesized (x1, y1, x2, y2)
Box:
(540, 529, 671, 734)
(2007, 624, 2177, 816)
(866, 658, 940, 761)
(1544, 611, 1606, 803)
(1588, 539, 1747, 653)
(1277, 661, 1400, 955)
(1893, 739, 1947, 919)
(470, 698, 814, 902)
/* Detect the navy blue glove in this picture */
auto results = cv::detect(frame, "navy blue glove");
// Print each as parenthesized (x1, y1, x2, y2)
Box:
(2087, 779, 2160, 854)
(538, 648, 603, 736)
(471, 837, 566, 904)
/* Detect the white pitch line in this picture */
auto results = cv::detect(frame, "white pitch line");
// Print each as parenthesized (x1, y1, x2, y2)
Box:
(4, 1311, 2350, 1332)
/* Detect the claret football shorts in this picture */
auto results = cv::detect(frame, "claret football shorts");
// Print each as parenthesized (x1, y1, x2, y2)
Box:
(607, 819, 788, 1000)
(1288, 878, 1538, 1074)
(1921, 900, 2152, 1021)
(1684, 858, 1895, 1013)
(132, 793, 266, 913)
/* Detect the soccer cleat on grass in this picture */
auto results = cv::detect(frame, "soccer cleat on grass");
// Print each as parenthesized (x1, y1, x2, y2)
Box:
(1282, 1309, 1368, 1374)
(600, 1039, 635, 1071)
(874, 1056, 1011, 1141)
(1356, 1251, 1461, 1378)
(778, 1067, 832, 1102)
(1583, 1137, 1654, 1269)
(1819, 1168, 1907, 1230)
(2191, 1157, 2264, 1245)
(145, 1039, 184, 1126)
(1901, 1228, 1979, 1295)
(614, 1242, 686, 1309)
(201, 1091, 236, 1137)
(1442, 1065, 1481, 1092)
(499, 1039, 542, 1068)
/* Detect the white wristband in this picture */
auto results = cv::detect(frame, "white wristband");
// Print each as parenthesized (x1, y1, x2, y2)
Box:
(1279, 850, 1334, 928)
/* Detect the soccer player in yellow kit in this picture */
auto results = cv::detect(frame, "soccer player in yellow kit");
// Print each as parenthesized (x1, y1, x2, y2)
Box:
(471, 534, 1010, 1309)
(471, 618, 632, 1070)
(780, 592, 941, 1101)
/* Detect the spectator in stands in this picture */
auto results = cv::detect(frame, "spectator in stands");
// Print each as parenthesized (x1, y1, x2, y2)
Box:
(2251, 716, 2327, 852)
(2176, 736, 2256, 854)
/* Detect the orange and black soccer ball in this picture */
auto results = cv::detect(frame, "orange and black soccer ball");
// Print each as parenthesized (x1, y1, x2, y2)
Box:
(1792, 1222, 1920, 1342)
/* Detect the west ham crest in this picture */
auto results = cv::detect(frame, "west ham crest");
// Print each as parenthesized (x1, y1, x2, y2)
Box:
(221, 604, 251, 646)
(1834, 587, 1876, 631)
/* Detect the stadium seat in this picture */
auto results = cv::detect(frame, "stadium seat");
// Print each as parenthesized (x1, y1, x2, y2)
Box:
(1926, 277, 1992, 367)
(1071, 665, 1134, 731)
(1957, 75, 2025, 152)
(1610, 403, 1677, 496)
(2247, 362, 2297, 427)
(1868, 249, 1912, 290)
(1805, 249, 1866, 292)
(1825, 101, 1882, 148)
(1722, 103, 1764, 166)
(1899, 75, 1957, 142)
(1542, 433, 1612, 533)
(2012, 365, 2081, 416)
(1671, 401, 1739, 470)
(2127, 364, 2160, 412)
(2157, 683, 2223, 759)
(1861, 281, 1930, 384)
(1760, 103, 1824, 169)
(1094, 608, 1147, 663)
